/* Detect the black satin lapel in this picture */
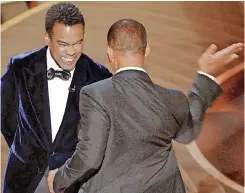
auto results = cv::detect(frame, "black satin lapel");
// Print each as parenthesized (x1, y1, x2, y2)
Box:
(23, 47, 52, 150)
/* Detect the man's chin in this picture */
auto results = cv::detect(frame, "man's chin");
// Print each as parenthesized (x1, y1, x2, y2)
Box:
(62, 63, 76, 71)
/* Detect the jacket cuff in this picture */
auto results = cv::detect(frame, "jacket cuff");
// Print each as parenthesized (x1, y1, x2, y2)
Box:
(191, 73, 223, 108)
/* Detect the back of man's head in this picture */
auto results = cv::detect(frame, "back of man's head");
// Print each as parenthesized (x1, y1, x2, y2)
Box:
(107, 19, 147, 55)
(45, 3, 85, 37)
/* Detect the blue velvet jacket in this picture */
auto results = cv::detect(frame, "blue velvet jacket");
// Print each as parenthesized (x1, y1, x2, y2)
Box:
(1, 46, 112, 193)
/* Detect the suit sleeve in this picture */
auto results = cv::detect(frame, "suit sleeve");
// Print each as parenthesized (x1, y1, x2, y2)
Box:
(53, 88, 110, 193)
(173, 73, 223, 144)
(1, 57, 18, 147)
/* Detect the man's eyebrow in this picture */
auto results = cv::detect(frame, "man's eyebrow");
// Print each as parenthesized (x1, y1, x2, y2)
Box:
(73, 38, 84, 45)
(57, 40, 69, 44)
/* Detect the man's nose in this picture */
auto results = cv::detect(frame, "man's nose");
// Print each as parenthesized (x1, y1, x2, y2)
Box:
(66, 46, 76, 56)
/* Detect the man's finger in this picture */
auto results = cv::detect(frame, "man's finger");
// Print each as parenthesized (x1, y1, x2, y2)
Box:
(230, 43, 244, 54)
(47, 176, 54, 193)
(48, 181, 55, 193)
(204, 44, 218, 55)
(224, 43, 243, 55)
(215, 43, 244, 57)
(224, 54, 239, 64)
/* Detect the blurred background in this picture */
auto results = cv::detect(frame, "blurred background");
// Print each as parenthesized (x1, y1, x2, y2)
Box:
(1, 1, 244, 193)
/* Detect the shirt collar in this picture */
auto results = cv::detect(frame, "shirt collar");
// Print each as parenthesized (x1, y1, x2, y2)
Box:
(115, 67, 145, 74)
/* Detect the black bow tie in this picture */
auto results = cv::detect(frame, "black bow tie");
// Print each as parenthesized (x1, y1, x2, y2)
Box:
(47, 68, 71, 81)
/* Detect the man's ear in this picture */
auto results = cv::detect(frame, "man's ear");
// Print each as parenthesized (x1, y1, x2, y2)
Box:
(145, 43, 150, 57)
(44, 32, 51, 46)
(107, 46, 114, 63)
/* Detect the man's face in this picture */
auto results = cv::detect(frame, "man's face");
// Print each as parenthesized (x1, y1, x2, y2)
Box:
(45, 23, 84, 71)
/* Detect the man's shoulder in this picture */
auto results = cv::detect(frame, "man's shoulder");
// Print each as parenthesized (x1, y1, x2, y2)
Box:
(80, 78, 112, 101)
(5, 46, 47, 72)
(81, 53, 105, 69)
(83, 77, 112, 93)
(80, 53, 112, 78)
(153, 84, 188, 114)
(154, 84, 186, 101)
(12, 46, 46, 61)
(10, 46, 47, 68)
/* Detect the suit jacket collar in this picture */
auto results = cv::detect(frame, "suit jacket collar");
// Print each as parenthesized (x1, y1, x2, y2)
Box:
(113, 70, 152, 83)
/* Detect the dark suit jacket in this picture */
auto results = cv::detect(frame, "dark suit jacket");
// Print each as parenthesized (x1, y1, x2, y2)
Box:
(54, 70, 223, 193)
(1, 46, 112, 193)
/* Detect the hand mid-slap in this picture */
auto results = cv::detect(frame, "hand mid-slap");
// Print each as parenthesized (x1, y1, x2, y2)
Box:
(198, 43, 244, 77)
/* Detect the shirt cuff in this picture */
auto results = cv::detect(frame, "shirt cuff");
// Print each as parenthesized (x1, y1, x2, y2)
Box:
(198, 71, 216, 82)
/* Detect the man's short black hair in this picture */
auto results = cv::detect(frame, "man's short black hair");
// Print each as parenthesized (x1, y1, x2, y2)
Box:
(45, 3, 85, 37)
(107, 19, 147, 54)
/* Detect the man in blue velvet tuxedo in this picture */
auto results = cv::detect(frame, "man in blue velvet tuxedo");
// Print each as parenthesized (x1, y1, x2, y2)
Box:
(1, 3, 111, 193)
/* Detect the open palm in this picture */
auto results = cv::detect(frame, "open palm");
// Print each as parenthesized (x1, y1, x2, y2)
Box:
(198, 43, 243, 77)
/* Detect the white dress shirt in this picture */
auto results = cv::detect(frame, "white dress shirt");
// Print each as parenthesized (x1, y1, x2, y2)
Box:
(46, 48, 75, 142)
